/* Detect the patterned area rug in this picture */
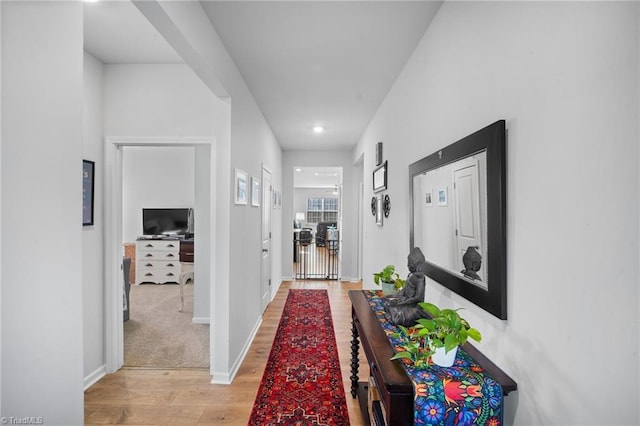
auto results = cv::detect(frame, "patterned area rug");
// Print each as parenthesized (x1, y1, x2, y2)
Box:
(248, 289, 350, 426)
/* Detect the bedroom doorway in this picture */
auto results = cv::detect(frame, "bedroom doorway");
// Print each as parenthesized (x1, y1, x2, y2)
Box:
(104, 137, 216, 375)
(121, 145, 208, 368)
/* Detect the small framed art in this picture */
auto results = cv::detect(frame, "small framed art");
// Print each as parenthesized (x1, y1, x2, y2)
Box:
(375, 194, 383, 226)
(234, 169, 248, 205)
(375, 142, 383, 166)
(437, 187, 448, 206)
(373, 161, 387, 193)
(83, 159, 95, 226)
(425, 191, 433, 206)
(251, 177, 261, 207)
(273, 190, 282, 209)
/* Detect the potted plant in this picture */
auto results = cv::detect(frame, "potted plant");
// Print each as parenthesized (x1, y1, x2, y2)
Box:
(390, 302, 481, 367)
(389, 324, 434, 368)
(373, 265, 405, 295)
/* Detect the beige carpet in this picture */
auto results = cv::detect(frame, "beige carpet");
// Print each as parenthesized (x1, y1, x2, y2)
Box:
(124, 282, 209, 368)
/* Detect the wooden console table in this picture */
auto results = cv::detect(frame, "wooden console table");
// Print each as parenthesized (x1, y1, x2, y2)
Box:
(349, 290, 517, 425)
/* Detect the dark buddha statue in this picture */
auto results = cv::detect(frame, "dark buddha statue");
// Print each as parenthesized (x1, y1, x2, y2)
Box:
(460, 246, 482, 281)
(384, 247, 429, 327)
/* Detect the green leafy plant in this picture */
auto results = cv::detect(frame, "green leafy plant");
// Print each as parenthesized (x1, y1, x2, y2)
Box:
(419, 302, 482, 353)
(373, 265, 406, 290)
(390, 302, 482, 367)
(389, 324, 433, 368)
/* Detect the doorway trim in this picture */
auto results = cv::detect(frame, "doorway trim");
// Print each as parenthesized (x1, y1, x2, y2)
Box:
(260, 164, 273, 313)
(104, 136, 216, 375)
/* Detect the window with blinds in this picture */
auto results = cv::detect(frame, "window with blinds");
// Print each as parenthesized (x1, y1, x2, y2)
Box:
(306, 197, 338, 224)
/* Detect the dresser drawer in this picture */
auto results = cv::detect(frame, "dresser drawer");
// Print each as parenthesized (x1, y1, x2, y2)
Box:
(136, 269, 179, 283)
(136, 260, 180, 272)
(137, 250, 179, 261)
(137, 240, 180, 252)
(135, 261, 179, 284)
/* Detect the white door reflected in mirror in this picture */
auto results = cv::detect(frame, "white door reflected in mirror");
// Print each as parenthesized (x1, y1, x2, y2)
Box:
(413, 151, 488, 290)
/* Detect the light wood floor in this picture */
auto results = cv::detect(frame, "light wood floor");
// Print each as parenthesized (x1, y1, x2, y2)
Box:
(85, 280, 368, 425)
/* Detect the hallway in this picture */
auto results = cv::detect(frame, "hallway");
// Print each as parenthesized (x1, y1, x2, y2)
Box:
(85, 280, 367, 425)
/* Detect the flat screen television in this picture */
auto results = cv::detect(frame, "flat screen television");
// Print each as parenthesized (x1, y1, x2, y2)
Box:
(142, 208, 193, 236)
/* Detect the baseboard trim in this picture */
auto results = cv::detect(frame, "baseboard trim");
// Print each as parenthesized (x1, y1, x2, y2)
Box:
(211, 370, 232, 385)
(210, 279, 281, 384)
(192, 316, 210, 324)
(271, 279, 282, 301)
(211, 315, 262, 385)
(84, 365, 107, 390)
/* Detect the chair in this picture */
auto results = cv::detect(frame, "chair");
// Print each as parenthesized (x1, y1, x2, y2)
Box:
(316, 222, 337, 247)
(123, 257, 131, 321)
(299, 228, 313, 245)
(296, 229, 313, 278)
(327, 228, 339, 254)
(179, 240, 194, 312)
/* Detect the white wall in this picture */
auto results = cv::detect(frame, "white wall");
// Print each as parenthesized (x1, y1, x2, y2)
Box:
(356, 2, 639, 425)
(283, 150, 358, 280)
(104, 63, 221, 325)
(0, 3, 3, 413)
(105, 64, 218, 137)
(83, 51, 106, 389)
(1, 2, 84, 424)
(122, 146, 194, 243)
(138, 1, 284, 382)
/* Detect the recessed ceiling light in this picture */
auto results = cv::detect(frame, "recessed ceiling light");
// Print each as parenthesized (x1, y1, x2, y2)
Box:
(313, 126, 324, 134)
(295, 168, 302, 172)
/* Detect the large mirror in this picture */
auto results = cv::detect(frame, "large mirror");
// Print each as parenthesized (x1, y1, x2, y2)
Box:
(409, 120, 507, 319)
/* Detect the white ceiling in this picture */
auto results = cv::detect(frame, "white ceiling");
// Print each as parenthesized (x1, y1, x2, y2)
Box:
(83, 0, 442, 151)
(83, 1, 183, 64)
(293, 166, 342, 189)
(200, 1, 441, 150)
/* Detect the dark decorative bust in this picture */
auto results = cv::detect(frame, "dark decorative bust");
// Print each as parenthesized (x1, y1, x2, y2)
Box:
(460, 246, 482, 281)
(384, 247, 429, 326)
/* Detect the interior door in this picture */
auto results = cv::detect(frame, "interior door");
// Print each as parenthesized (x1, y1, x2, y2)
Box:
(261, 166, 272, 313)
(453, 159, 486, 283)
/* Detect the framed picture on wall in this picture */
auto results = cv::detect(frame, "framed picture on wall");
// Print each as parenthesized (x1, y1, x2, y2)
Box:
(251, 177, 261, 207)
(83, 159, 95, 226)
(375, 142, 383, 166)
(273, 190, 282, 209)
(425, 190, 433, 206)
(375, 194, 383, 226)
(437, 187, 448, 206)
(373, 161, 387, 193)
(234, 169, 248, 205)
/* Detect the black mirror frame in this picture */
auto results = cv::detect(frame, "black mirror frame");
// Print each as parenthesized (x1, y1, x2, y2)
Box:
(409, 120, 507, 319)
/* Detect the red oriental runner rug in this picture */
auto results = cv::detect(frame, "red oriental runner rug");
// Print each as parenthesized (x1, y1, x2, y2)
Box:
(248, 289, 350, 426)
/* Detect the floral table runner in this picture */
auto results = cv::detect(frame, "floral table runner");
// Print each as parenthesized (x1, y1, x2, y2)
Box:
(365, 291, 503, 425)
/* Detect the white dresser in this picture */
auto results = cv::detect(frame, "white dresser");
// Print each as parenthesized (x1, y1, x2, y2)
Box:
(135, 239, 181, 284)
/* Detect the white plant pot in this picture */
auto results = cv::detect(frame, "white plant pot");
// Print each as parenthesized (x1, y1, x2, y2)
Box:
(431, 345, 458, 367)
(381, 282, 396, 296)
